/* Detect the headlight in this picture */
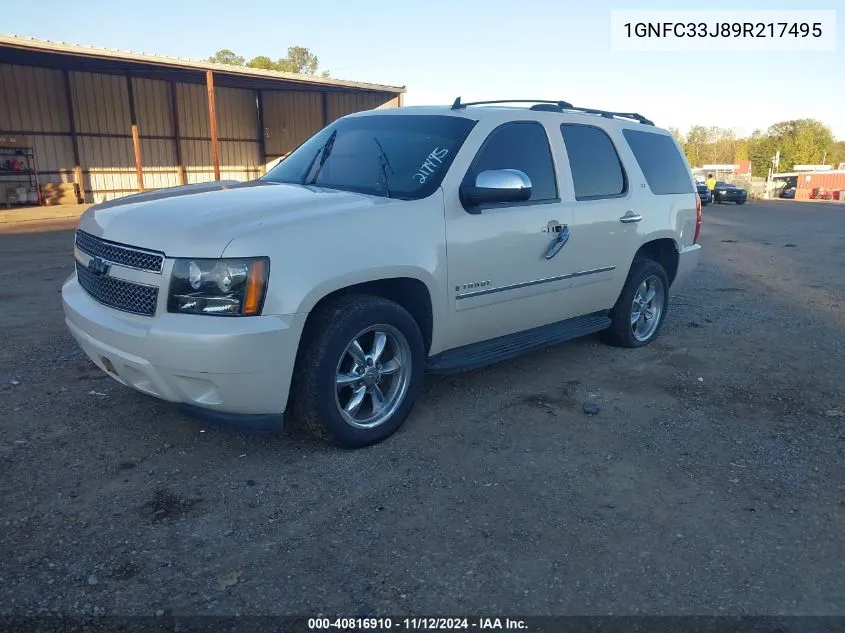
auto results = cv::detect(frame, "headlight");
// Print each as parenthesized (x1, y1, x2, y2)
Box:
(167, 257, 269, 316)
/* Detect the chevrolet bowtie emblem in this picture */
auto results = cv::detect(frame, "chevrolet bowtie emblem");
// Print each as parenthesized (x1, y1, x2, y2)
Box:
(87, 257, 111, 277)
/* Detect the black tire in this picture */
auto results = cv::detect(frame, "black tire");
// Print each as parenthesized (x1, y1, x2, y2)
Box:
(290, 294, 425, 448)
(736, 200, 746, 205)
(601, 258, 670, 348)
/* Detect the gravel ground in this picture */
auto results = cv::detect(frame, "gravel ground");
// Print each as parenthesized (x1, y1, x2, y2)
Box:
(1, 201, 844, 617)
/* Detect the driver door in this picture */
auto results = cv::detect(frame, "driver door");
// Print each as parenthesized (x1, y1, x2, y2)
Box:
(443, 120, 579, 349)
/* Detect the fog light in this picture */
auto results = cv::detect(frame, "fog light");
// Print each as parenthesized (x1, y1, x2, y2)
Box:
(100, 356, 117, 375)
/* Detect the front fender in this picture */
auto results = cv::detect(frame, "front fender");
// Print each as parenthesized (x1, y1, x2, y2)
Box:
(296, 266, 441, 315)
(295, 266, 449, 356)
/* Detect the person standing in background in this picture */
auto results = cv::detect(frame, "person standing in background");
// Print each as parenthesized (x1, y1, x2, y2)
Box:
(705, 173, 717, 204)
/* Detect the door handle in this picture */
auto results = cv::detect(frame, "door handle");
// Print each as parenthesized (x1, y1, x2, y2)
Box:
(544, 225, 570, 260)
(542, 220, 563, 233)
(619, 211, 642, 223)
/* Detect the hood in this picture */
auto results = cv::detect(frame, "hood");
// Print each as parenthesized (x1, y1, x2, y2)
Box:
(77, 180, 389, 258)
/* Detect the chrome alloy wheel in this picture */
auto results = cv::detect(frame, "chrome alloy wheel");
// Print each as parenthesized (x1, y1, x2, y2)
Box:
(630, 275, 665, 342)
(334, 324, 412, 429)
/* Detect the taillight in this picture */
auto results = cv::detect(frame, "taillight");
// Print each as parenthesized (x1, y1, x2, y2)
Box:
(693, 193, 703, 244)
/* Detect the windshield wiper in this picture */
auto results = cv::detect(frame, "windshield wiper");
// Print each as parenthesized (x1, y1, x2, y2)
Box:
(302, 129, 337, 186)
(372, 136, 393, 198)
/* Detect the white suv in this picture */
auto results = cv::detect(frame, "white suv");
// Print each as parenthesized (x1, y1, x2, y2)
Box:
(62, 98, 702, 448)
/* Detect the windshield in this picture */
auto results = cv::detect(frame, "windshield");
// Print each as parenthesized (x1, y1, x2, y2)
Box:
(261, 114, 477, 200)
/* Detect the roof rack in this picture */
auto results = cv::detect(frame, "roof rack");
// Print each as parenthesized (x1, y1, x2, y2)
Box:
(450, 97, 654, 126)
(451, 98, 574, 110)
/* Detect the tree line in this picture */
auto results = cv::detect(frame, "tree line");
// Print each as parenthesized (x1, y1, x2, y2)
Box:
(668, 119, 845, 177)
(207, 47, 329, 77)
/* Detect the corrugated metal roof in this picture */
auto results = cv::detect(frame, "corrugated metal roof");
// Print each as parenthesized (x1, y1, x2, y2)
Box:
(0, 35, 406, 94)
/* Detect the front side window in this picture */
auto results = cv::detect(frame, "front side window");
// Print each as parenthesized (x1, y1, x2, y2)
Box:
(464, 121, 558, 204)
(262, 114, 477, 200)
(560, 124, 627, 201)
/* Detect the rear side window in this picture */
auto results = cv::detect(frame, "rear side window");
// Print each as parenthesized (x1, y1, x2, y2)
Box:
(622, 129, 693, 195)
(465, 121, 558, 203)
(560, 124, 627, 201)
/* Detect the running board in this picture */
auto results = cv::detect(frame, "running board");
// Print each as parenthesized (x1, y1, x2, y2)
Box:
(425, 312, 611, 374)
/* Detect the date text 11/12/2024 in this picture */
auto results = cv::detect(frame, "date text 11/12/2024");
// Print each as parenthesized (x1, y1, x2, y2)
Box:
(308, 617, 528, 630)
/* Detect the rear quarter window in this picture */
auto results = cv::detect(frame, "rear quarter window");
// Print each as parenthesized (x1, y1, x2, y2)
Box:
(622, 129, 693, 195)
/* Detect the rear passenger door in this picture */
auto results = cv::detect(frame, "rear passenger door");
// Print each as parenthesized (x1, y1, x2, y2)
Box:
(553, 123, 643, 314)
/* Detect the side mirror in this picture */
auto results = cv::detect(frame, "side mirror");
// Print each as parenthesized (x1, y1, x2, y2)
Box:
(460, 169, 532, 211)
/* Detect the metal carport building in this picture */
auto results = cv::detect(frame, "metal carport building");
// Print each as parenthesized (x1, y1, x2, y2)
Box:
(0, 35, 405, 205)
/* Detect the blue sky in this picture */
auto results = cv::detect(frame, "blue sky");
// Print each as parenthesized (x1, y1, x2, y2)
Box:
(4, 0, 843, 139)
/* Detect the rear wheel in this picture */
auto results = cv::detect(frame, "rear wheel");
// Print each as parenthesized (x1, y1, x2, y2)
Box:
(602, 258, 669, 348)
(736, 200, 746, 205)
(290, 295, 425, 448)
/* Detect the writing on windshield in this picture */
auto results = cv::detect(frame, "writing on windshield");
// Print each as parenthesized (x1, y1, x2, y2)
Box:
(413, 147, 450, 185)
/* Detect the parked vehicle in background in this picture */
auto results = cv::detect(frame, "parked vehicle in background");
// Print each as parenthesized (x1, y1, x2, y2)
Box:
(713, 181, 748, 205)
(62, 98, 702, 448)
(778, 176, 798, 199)
(695, 181, 712, 205)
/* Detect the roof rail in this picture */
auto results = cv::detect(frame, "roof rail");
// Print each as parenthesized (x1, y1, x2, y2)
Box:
(561, 105, 654, 126)
(450, 97, 654, 126)
(451, 98, 574, 110)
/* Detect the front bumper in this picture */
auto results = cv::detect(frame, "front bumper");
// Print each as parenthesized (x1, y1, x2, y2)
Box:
(62, 275, 306, 416)
(672, 244, 701, 289)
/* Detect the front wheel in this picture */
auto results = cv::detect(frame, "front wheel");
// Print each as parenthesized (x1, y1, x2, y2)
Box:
(736, 200, 746, 205)
(602, 258, 670, 348)
(290, 295, 425, 448)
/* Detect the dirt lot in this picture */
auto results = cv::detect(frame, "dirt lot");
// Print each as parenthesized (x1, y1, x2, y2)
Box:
(1, 200, 844, 617)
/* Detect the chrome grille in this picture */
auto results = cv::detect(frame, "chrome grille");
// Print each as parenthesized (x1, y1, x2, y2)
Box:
(75, 230, 164, 273)
(75, 261, 159, 316)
